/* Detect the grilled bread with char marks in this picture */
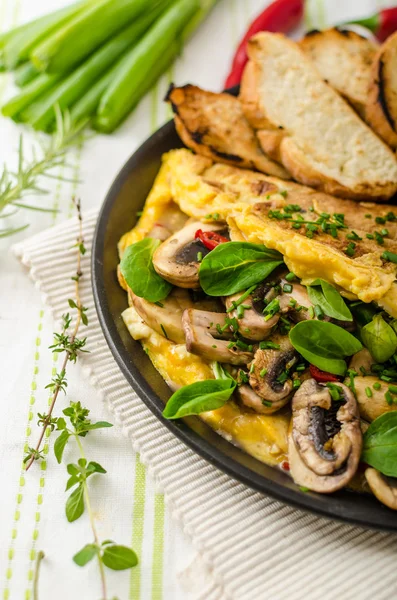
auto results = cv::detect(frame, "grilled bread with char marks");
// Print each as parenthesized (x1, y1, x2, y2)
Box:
(239, 32, 397, 201)
(165, 83, 290, 179)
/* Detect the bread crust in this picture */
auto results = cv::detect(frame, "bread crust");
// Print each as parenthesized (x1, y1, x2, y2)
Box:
(366, 32, 397, 148)
(300, 28, 377, 116)
(166, 84, 290, 179)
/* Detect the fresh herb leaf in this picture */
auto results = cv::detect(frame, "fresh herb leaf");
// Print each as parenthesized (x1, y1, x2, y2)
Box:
(73, 543, 98, 567)
(54, 430, 70, 464)
(361, 315, 397, 363)
(163, 379, 236, 420)
(86, 461, 107, 475)
(101, 545, 138, 571)
(199, 242, 283, 296)
(307, 279, 352, 321)
(120, 238, 172, 303)
(289, 321, 362, 376)
(65, 483, 85, 522)
(81, 421, 113, 431)
(362, 412, 397, 477)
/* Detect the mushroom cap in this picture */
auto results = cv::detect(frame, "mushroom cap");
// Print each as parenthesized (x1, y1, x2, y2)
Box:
(289, 378, 362, 493)
(152, 220, 227, 288)
(353, 375, 397, 422)
(365, 468, 397, 510)
(182, 308, 254, 365)
(225, 284, 279, 341)
(237, 384, 289, 415)
(249, 335, 297, 404)
(129, 288, 192, 344)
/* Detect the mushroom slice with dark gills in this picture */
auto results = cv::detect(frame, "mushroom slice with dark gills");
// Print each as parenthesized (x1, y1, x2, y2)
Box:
(225, 282, 279, 341)
(152, 220, 227, 289)
(129, 288, 193, 344)
(365, 468, 397, 511)
(289, 379, 362, 493)
(248, 334, 298, 406)
(182, 309, 254, 365)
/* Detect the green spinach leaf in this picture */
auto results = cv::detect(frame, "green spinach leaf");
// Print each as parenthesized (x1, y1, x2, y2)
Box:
(163, 379, 236, 420)
(361, 314, 397, 363)
(362, 412, 397, 477)
(120, 238, 172, 303)
(307, 279, 352, 321)
(199, 242, 283, 296)
(289, 321, 362, 375)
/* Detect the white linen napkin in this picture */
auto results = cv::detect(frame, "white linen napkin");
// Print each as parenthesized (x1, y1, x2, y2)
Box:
(14, 209, 397, 600)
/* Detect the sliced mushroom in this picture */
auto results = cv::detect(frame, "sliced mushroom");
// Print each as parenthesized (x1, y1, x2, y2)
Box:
(278, 278, 312, 321)
(152, 220, 227, 288)
(182, 309, 254, 365)
(225, 283, 279, 341)
(129, 288, 192, 344)
(348, 348, 374, 374)
(365, 468, 397, 510)
(237, 384, 289, 415)
(289, 378, 362, 493)
(249, 335, 298, 406)
(353, 376, 397, 422)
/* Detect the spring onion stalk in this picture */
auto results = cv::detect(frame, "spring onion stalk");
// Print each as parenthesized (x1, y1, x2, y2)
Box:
(20, 5, 168, 132)
(31, 0, 169, 75)
(14, 62, 41, 87)
(70, 38, 180, 127)
(95, 0, 199, 133)
(2, 73, 60, 120)
(2, 1, 89, 70)
(181, 0, 219, 42)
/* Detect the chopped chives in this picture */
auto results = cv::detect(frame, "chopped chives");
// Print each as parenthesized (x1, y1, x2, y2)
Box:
(385, 391, 393, 405)
(388, 385, 397, 394)
(154, 301, 164, 307)
(314, 305, 324, 320)
(373, 382, 381, 390)
(262, 400, 272, 407)
(260, 368, 268, 378)
(345, 242, 356, 257)
(365, 387, 372, 398)
(308, 306, 315, 319)
(366, 233, 374, 240)
(382, 251, 397, 264)
(293, 379, 301, 389)
(283, 283, 293, 293)
(285, 272, 296, 282)
(197, 251, 203, 262)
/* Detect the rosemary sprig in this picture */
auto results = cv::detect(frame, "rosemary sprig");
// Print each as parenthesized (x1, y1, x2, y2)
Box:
(24, 197, 88, 471)
(0, 107, 86, 237)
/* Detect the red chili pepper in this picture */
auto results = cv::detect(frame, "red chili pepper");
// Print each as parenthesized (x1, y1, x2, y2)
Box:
(309, 364, 340, 383)
(281, 460, 290, 471)
(343, 7, 397, 42)
(224, 0, 304, 88)
(195, 229, 229, 251)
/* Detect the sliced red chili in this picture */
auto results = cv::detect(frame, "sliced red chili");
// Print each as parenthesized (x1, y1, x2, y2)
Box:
(281, 460, 290, 472)
(195, 229, 228, 251)
(309, 364, 340, 383)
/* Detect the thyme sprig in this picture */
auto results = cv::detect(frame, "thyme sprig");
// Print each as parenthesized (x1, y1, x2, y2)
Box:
(26, 199, 138, 598)
(0, 107, 86, 237)
(24, 198, 88, 471)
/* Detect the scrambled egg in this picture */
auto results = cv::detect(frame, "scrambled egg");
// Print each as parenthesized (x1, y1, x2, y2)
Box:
(118, 148, 397, 468)
(122, 306, 288, 466)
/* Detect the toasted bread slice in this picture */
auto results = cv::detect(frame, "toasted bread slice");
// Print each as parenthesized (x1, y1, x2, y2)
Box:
(165, 83, 290, 179)
(239, 32, 397, 201)
(366, 31, 397, 148)
(300, 28, 377, 116)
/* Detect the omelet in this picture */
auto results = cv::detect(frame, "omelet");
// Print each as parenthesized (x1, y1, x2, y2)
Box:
(163, 149, 397, 314)
(118, 147, 397, 475)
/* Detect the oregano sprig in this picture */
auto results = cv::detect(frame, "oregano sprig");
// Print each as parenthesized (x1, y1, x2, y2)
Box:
(24, 198, 88, 471)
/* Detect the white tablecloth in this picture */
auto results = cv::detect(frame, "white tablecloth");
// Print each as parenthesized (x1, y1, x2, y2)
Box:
(0, 1, 394, 599)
